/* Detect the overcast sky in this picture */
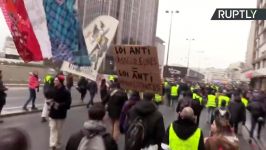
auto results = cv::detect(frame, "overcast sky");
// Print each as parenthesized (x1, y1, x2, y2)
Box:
(0, 0, 256, 69)
(156, 0, 256, 69)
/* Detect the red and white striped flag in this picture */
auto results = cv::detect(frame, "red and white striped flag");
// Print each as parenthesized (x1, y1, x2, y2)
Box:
(0, 0, 43, 62)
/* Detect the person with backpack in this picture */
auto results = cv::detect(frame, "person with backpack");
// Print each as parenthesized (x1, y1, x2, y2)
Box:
(162, 107, 205, 150)
(213, 100, 230, 122)
(66, 103, 118, 150)
(119, 91, 141, 134)
(125, 92, 165, 150)
(49, 76, 71, 150)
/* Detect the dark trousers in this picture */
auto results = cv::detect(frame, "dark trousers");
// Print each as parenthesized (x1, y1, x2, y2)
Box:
(78, 89, 87, 101)
(230, 121, 240, 134)
(23, 88, 36, 108)
(0, 104, 3, 115)
(88, 93, 95, 106)
(250, 116, 263, 138)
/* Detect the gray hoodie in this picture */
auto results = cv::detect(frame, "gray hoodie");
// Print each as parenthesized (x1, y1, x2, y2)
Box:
(78, 120, 106, 150)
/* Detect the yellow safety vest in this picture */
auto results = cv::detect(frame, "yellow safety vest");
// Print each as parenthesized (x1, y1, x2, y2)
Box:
(218, 95, 230, 107)
(206, 94, 216, 108)
(44, 75, 53, 85)
(169, 123, 201, 150)
(164, 82, 169, 87)
(241, 98, 248, 107)
(109, 75, 114, 81)
(154, 94, 162, 103)
(192, 93, 203, 104)
(171, 86, 178, 96)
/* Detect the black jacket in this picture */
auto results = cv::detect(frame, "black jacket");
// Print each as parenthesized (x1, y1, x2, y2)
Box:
(247, 101, 266, 118)
(176, 97, 203, 116)
(228, 100, 246, 123)
(107, 89, 127, 120)
(88, 81, 98, 94)
(43, 83, 55, 99)
(127, 100, 165, 149)
(49, 86, 71, 119)
(163, 119, 205, 150)
(0, 80, 7, 106)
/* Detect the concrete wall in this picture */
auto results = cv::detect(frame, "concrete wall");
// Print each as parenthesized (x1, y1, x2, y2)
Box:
(0, 65, 48, 83)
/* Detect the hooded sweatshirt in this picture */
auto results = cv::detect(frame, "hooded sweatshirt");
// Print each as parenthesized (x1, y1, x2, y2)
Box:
(127, 100, 165, 149)
(205, 134, 239, 150)
(162, 119, 205, 150)
(66, 120, 107, 150)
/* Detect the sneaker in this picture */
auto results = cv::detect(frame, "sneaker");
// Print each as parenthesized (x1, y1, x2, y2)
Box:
(0, 120, 3, 123)
(41, 117, 47, 123)
(22, 107, 28, 111)
(50, 146, 56, 150)
(31, 107, 38, 110)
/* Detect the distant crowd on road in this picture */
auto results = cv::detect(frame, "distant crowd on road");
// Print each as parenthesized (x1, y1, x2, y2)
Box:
(0, 73, 266, 150)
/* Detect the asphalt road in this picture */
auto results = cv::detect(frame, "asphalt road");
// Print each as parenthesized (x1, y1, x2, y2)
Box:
(0, 104, 258, 150)
(2, 86, 97, 112)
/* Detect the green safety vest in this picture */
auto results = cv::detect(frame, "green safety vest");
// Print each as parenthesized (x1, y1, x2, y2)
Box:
(241, 98, 248, 107)
(169, 123, 201, 150)
(171, 86, 178, 96)
(154, 94, 162, 103)
(218, 95, 230, 107)
(164, 82, 169, 87)
(109, 75, 114, 81)
(44, 75, 53, 85)
(206, 94, 216, 108)
(192, 93, 203, 104)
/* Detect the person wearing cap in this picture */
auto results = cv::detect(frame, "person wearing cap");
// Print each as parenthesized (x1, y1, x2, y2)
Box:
(48, 75, 71, 150)
(162, 107, 204, 150)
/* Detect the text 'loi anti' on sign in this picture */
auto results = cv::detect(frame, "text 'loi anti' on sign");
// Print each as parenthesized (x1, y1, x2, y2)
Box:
(112, 45, 162, 94)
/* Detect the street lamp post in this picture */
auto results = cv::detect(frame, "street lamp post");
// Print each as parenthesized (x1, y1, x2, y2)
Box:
(165, 10, 179, 66)
(186, 38, 195, 68)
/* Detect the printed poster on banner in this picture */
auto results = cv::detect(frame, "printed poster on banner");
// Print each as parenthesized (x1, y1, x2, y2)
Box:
(112, 45, 162, 94)
(61, 16, 119, 81)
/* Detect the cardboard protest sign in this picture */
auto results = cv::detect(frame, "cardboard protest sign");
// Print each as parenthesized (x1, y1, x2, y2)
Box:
(113, 45, 162, 94)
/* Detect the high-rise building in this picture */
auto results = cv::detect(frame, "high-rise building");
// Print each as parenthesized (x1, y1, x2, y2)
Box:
(78, 0, 159, 74)
(78, 0, 159, 45)
(249, 0, 266, 90)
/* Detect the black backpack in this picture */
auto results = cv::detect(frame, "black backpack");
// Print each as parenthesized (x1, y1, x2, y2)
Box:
(125, 116, 146, 150)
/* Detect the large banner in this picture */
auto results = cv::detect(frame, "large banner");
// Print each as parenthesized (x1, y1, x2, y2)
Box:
(112, 45, 162, 94)
(61, 16, 119, 80)
(24, 0, 52, 58)
(0, 0, 43, 62)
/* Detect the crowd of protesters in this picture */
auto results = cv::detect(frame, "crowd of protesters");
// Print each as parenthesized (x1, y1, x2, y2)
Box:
(0, 73, 266, 150)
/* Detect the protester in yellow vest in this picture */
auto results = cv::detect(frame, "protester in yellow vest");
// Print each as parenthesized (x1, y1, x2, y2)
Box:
(241, 96, 249, 107)
(218, 94, 230, 107)
(206, 91, 217, 123)
(162, 107, 205, 150)
(170, 84, 179, 107)
(154, 93, 163, 105)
